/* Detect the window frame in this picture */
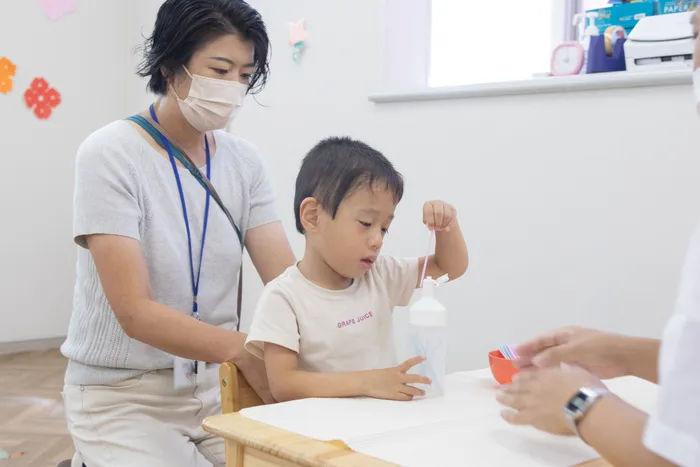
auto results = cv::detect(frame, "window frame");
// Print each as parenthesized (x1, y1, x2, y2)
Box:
(373, 0, 691, 103)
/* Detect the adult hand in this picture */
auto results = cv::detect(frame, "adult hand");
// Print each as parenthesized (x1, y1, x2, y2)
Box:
(497, 364, 606, 436)
(515, 326, 629, 380)
(233, 350, 276, 404)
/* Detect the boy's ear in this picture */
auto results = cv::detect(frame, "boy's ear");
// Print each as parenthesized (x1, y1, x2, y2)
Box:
(299, 197, 321, 232)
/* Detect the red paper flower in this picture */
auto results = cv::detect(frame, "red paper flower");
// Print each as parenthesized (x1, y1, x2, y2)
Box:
(0, 57, 16, 94)
(24, 78, 61, 120)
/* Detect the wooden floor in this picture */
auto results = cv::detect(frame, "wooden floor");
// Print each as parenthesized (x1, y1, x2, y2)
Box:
(0, 349, 73, 467)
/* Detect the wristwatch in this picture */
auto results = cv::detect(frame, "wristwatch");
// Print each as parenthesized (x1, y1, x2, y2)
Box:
(564, 387, 610, 439)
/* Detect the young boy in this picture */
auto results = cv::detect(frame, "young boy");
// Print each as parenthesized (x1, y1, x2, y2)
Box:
(244, 137, 468, 402)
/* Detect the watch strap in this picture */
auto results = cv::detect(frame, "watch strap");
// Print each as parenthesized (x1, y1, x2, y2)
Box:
(564, 387, 611, 439)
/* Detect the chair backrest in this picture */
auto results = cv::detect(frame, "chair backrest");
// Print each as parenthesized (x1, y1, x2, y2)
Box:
(219, 361, 264, 413)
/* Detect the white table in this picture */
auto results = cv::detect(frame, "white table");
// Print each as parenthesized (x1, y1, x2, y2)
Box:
(230, 368, 657, 466)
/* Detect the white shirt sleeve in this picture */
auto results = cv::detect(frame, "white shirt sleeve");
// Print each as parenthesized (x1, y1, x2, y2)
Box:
(244, 283, 300, 360)
(643, 226, 700, 466)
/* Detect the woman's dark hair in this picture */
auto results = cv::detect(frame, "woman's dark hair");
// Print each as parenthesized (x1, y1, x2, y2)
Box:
(136, 0, 270, 95)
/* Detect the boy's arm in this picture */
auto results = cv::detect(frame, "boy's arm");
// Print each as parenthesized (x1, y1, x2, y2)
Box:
(418, 217, 469, 287)
(264, 344, 367, 401)
(264, 344, 431, 402)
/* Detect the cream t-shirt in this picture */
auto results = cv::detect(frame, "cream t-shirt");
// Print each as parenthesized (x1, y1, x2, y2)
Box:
(245, 256, 419, 372)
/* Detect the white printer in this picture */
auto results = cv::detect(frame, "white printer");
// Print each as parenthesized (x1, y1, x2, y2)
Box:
(624, 11, 694, 72)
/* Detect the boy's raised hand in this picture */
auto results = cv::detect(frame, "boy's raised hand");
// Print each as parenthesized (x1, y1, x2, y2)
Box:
(423, 200, 456, 232)
(362, 356, 432, 401)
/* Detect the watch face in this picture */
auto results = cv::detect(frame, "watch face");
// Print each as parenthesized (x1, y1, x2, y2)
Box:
(566, 392, 590, 412)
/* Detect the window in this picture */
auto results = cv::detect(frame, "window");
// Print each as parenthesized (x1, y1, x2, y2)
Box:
(428, 0, 610, 88)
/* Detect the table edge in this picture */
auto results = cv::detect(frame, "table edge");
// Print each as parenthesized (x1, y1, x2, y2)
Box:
(202, 412, 397, 466)
(203, 410, 611, 467)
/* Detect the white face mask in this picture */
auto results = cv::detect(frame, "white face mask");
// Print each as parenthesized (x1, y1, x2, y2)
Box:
(693, 67, 700, 115)
(172, 66, 247, 132)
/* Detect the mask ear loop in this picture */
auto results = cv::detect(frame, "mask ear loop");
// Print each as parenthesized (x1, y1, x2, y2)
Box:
(170, 64, 195, 101)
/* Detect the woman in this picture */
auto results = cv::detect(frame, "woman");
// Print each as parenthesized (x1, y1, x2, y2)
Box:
(60, 1, 295, 466)
(496, 14, 700, 466)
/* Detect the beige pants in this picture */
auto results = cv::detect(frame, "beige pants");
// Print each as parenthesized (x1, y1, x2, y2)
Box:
(62, 369, 225, 467)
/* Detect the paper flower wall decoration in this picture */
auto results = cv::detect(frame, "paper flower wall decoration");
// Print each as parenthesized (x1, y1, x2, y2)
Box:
(0, 57, 16, 94)
(288, 19, 308, 63)
(25, 78, 62, 119)
(39, 0, 76, 21)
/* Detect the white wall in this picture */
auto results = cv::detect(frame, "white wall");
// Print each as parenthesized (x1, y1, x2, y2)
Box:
(5, 0, 699, 377)
(236, 0, 700, 372)
(124, 1, 162, 112)
(0, 2, 129, 343)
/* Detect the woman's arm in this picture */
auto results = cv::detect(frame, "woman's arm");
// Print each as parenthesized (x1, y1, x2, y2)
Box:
(621, 337, 660, 384)
(245, 221, 296, 284)
(88, 233, 247, 364)
(578, 396, 676, 467)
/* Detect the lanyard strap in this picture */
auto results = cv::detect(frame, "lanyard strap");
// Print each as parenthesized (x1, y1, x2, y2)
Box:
(150, 104, 211, 318)
(125, 106, 244, 332)
(125, 114, 243, 244)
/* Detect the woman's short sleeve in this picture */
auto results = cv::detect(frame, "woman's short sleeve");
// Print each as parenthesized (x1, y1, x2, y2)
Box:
(246, 148, 279, 232)
(73, 134, 142, 248)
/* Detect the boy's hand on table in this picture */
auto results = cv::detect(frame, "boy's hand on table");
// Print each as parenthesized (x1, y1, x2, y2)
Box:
(423, 200, 456, 232)
(362, 356, 431, 401)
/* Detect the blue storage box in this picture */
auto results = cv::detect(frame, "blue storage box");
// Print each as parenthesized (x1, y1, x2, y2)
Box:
(587, 1, 657, 34)
(658, 0, 698, 14)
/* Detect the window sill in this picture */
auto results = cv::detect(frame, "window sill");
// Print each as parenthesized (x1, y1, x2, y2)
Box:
(368, 68, 692, 104)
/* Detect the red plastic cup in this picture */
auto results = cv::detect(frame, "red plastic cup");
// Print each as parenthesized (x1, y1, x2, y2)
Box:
(489, 349, 519, 385)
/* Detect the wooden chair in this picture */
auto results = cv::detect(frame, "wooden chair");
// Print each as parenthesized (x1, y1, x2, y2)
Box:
(219, 361, 265, 414)
(214, 362, 378, 467)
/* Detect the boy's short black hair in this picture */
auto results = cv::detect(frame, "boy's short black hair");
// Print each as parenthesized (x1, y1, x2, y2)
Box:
(136, 0, 270, 95)
(294, 137, 404, 234)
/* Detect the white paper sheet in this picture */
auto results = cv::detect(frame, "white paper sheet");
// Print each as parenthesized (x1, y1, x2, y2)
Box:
(240, 369, 658, 466)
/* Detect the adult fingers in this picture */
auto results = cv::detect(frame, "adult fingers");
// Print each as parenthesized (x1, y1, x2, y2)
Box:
(500, 408, 533, 426)
(530, 344, 580, 368)
(495, 389, 529, 411)
(514, 327, 578, 367)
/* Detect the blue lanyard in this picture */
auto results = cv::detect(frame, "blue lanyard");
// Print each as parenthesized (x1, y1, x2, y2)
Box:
(149, 104, 211, 319)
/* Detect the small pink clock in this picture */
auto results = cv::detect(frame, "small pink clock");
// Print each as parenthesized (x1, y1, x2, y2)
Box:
(550, 42, 585, 76)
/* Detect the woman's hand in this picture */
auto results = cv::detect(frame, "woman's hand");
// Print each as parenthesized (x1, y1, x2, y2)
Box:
(233, 350, 276, 404)
(515, 326, 630, 380)
(497, 364, 606, 436)
(363, 356, 432, 401)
